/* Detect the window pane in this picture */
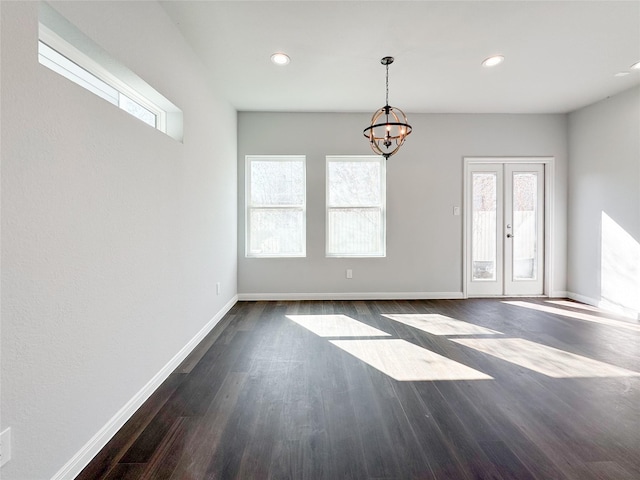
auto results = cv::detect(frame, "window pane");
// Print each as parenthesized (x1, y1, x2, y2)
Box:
(472, 173, 497, 281)
(246, 156, 306, 257)
(328, 208, 383, 256)
(39, 41, 118, 105)
(249, 208, 304, 256)
(328, 161, 381, 206)
(513, 173, 538, 280)
(251, 160, 305, 206)
(119, 94, 157, 128)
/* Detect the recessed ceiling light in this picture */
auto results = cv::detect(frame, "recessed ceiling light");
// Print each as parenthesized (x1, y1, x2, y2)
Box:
(482, 55, 505, 67)
(630, 61, 640, 70)
(615, 72, 630, 77)
(270, 52, 290, 66)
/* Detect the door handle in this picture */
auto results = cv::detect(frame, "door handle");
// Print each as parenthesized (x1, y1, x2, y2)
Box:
(506, 233, 514, 238)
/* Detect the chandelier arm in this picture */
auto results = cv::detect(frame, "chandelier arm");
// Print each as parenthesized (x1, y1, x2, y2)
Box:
(362, 118, 413, 140)
(363, 123, 412, 133)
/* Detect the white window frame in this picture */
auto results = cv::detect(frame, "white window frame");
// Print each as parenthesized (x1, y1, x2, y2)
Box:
(246, 155, 307, 258)
(326, 155, 386, 258)
(38, 25, 167, 133)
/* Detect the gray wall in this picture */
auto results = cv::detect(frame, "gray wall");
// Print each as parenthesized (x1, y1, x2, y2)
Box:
(238, 112, 568, 298)
(568, 86, 640, 317)
(0, 2, 237, 478)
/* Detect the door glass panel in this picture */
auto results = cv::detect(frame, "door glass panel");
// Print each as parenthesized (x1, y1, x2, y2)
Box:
(472, 173, 497, 281)
(512, 173, 537, 280)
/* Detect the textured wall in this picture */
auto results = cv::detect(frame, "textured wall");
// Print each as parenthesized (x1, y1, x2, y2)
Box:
(568, 86, 640, 316)
(237, 112, 568, 297)
(0, 2, 237, 478)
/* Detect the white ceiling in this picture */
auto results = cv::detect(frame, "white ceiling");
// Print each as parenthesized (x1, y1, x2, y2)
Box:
(160, 0, 640, 114)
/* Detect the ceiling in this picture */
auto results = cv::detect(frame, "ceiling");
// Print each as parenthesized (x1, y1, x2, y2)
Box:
(160, 1, 640, 114)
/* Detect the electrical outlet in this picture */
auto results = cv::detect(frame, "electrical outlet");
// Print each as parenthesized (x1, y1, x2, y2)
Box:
(346, 269, 353, 279)
(0, 427, 11, 467)
(216, 282, 221, 295)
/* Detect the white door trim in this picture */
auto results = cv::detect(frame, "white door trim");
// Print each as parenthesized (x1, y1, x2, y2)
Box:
(463, 157, 555, 298)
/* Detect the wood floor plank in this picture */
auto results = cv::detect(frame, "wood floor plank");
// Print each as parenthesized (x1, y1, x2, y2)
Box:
(102, 463, 146, 480)
(139, 417, 194, 480)
(80, 299, 640, 480)
(267, 440, 304, 480)
(175, 314, 236, 374)
(75, 372, 186, 480)
(168, 372, 248, 479)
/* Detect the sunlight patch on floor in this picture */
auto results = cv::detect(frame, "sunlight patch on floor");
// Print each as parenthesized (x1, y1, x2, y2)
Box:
(451, 338, 640, 378)
(330, 338, 493, 381)
(286, 314, 390, 337)
(382, 313, 502, 336)
(545, 300, 607, 314)
(546, 300, 603, 313)
(503, 301, 640, 332)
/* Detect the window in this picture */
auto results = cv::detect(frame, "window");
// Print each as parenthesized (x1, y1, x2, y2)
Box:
(246, 156, 306, 257)
(38, 41, 159, 128)
(326, 156, 386, 257)
(37, 2, 183, 141)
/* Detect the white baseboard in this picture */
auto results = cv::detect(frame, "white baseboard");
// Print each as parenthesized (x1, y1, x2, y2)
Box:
(566, 291, 600, 308)
(51, 295, 238, 480)
(237, 292, 464, 301)
(549, 290, 568, 298)
(567, 291, 640, 320)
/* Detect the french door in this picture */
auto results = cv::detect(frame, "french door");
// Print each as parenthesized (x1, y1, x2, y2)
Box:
(466, 162, 545, 296)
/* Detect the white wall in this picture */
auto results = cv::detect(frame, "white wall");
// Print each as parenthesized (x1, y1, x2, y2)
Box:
(568, 86, 640, 317)
(0, 2, 237, 479)
(238, 112, 568, 298)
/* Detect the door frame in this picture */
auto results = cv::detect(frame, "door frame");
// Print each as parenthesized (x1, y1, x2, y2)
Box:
(463, 157, 555, 298)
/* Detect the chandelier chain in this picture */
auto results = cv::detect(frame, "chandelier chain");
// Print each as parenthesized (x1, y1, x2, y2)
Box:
(385, 63, 389, 106)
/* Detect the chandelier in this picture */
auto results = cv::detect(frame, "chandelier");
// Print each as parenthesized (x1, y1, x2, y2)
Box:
(363, 56, 412, 160)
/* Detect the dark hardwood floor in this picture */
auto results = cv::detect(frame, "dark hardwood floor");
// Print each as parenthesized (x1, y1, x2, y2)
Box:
(77, 299, 640, 480)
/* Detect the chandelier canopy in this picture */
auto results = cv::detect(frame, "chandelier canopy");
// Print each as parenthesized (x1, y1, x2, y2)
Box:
(363, 56, 412, 160)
